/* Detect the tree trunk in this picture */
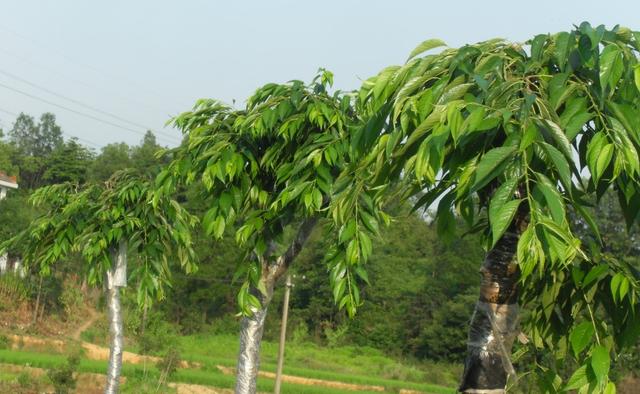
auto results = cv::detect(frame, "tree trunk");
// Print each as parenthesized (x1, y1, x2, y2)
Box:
(234, 218, 317, 394)
(459, 211, 527, 393)
(235, 277, 275, 394)
(105, 286, 123, 394)
(140, 302, 148, 337)
(39, 301, 45, 321)
(105, 241, 127, 394)
(32, 276, 43, 325)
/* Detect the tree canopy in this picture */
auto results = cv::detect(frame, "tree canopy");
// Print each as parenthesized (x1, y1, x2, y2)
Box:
(328, 22, 640, 392)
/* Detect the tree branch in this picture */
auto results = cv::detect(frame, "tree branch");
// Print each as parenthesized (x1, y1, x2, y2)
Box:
(272, 217, 318, 279)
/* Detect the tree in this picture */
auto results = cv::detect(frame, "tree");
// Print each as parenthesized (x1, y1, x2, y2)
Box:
(159, 70, 357, 393)
(332, 23, 640, 393)
(0, 131, 19, 176)
(2, 171, 197, 393)
(8, 112, 64, 188)
(131, 131, 165, 177)
(90, 143, 133, 182)
(43, 138, 94, 184)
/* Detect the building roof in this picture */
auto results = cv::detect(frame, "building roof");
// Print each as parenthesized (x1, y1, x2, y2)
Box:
(0, 172, 18, 189)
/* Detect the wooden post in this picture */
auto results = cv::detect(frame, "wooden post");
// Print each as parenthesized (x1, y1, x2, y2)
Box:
(274, 274, 292, 394)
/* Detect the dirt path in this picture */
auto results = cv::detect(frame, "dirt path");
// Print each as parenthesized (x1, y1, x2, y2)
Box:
(0, 363, 234, 394)
(10, 334, 197, 369)
(70, 308, 99, 341)
(216, 365, 386, 392)
(168, 382, 234, 394)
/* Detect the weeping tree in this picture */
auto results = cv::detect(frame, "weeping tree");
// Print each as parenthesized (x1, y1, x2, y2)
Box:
(2, 171, 197, 393)
(158, 70, 357, 393)
(327, 23, 640, 393)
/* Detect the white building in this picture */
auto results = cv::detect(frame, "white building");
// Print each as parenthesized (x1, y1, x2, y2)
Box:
(0, 172, 19, 275)
(0, 172, 17, 199)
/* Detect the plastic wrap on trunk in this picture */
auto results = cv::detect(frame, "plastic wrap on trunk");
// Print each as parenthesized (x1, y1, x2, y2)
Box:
(235, 306, 268, 394)
(105, 286, 123, 394)
(107, 241, 127, 289)
(465, 301, 519, 390)
(459, 226, 521, 393)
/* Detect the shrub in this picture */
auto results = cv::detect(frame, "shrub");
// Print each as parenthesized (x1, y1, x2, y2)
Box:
(157, 347, 181, 378)
(47, 352, 80, 394)
(137, 314, 179, 356)
(0, 334, 9, 349)
(59, 281, 83, 320)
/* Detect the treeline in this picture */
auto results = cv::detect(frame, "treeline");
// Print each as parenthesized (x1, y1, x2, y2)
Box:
(0, 113, 164, 188)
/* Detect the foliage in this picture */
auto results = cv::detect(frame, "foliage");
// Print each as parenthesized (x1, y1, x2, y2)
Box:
(0, 334, 8, 349)
(2, 171, 198, 306)
(336, 22, 640, 392)
(136, 309, 180, 355)
(160, 70, 358, 314)
(89, 142, 133, 181)
(43, 138, 94, 184)
(46, 351, 80, 394)
(8, 112, 64, 188)
(156, 347, 181, 378)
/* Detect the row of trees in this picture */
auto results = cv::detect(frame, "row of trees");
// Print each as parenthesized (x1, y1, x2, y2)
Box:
(0, 113, 163, 187)
(2, 23, 640, 394)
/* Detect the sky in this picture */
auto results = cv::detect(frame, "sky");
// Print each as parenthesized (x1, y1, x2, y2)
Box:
(0, 0, 637, 150)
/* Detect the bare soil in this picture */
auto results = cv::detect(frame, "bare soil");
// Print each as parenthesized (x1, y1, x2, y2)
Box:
(216, 365, 386, 392)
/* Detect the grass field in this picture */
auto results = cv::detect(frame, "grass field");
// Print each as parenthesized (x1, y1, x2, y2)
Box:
(178, 334, 459, 393)
(0, 332, 459, 394)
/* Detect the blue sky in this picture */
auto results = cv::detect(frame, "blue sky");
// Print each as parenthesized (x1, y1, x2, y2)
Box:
(0, 0, 637, 148)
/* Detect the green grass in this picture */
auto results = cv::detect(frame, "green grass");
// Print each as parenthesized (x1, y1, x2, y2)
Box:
(0, 329, 459, 394)
(0, 349, 427, 394)
(178, 334, 457, 394)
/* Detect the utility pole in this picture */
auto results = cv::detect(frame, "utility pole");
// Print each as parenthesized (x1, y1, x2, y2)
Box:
(274, 274, 292, 394)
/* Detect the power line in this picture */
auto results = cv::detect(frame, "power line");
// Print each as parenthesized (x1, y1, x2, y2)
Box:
(0, 67, 175, 138)
(0, 24, 174, 112)
(0, 45, 177, 118)
(0, 107, 101, 149)
(0, 81, 179, 145)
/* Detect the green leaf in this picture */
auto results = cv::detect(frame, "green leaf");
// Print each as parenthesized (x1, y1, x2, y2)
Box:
(635, 65, 640, 93)
(564, 365, 589, 391)
(539, 142, 572, 190)
(360, 211, 379, 234)
(554, 32, 573, 70)
(213, 216, 225, 238)
(339, 219, 357, 243)
(489, 178, 519, 213)
(535, 173, 566, 223)
(490, 199, 522, 246)
(619, 277, 630, 300)
(591, 345, 610, 384)
(611, 272, 623, 301)
(599, 45, 623, 93)
(587, 133, 612, 183)
(583, 264, 609, 287)
(470, 146, 517, 193)
(595, 144, 615, 183)
(570, 322, 594, 356)
(541, 120, 573, 160)
(407, 39, 447, 61)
